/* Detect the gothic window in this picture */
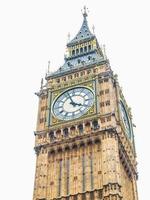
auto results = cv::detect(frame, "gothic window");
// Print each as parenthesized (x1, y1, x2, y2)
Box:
(49, 131, 55, 142)
(72, 50, 75, 56)
(68, 75, 72, 79)
(62, 77, 66, 81)
(105, 100, 110, 106)
(92, 120, 99, 130)
(88, 45, 91, 51)
(78, 124, 83, 134)
(81, 71, 85, 76)
(80, 47, 83, 53)
(100, 102, 105, 107)
(56, 129, 61, 139)
(76, 48, 79, 55)
(63, 128, 69, 137)
(70, 126, 76, 135)
(74, 73, 79, 78)
(85, 122, 91, 132)
(84, 46, 87, 52)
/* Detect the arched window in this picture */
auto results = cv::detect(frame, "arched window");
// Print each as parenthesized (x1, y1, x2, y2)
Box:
(88, 45, 91, 51)
(63, 128, 69, 137)
(80, 71, 85, 76)
(92, 120, 99, 130)
(80, 47, 83, 53)
(76, 49, 79, 55)
(70, 126, 76, 135)
(87, 69, 91, 74)
(74, 73, 79, 78)
(70, 126, 75, 131)
(56, 129, 61, 139)
(72, 50, 75, 56)
(68, 75, 72, 79)
(85, 122, 91, 132)
(78, 124, 83, 134)
(84, 46, 87, 52)
(49, 131, 55, 142)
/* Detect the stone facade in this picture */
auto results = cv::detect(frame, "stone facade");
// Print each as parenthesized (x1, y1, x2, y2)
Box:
(33, 8, 138, 200)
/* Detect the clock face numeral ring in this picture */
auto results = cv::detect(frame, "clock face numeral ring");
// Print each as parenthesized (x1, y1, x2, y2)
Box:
(52, 86, 94, 121)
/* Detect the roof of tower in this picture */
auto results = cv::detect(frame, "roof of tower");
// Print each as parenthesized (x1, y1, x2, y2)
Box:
(67, 6, 95, 47)
(46, 7, 106, 79)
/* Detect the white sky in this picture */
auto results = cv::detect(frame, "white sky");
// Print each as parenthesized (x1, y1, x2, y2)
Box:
(0, 0, 149, 199)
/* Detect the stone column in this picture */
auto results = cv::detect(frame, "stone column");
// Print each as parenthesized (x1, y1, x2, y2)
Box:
(70, 196, 74, 200)
(77, 193, 82, 200)
(86, 192, 91, 200)
(94, 190, 100, 200)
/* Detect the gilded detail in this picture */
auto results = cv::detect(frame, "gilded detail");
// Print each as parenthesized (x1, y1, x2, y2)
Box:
(33, 8, 138, 200)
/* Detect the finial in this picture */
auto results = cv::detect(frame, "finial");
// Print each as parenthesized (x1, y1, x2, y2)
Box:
(67, 32, 70, 42)
(40, 78, 43, 89)
(103, 45, 107, 59)
(48, 60, 50, 73)
(92, 25, 95, 34)
(82, 6, 88, 18)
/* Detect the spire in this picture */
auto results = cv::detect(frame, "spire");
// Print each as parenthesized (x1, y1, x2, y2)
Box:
(46, 7, 105, 79)
(82, 5, 88, 18)
(67, 6, 95, 47)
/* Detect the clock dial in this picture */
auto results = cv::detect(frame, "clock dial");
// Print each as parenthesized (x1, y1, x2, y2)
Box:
(52, 87, 94, 121)
(119, 101, 132, 139)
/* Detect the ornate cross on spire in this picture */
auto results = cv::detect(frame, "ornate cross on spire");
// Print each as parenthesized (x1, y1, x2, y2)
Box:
(82, 6, 88, 18)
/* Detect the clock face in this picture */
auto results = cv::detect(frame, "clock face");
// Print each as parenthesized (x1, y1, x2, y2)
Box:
(52, 87, 94, 121)
(119, 101, 132, 139)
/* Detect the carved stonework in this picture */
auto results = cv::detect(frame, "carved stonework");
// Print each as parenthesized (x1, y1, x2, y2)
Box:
(77, 194, 82, 200)
(94, 190, 99, 200)
(33, 7, 138, 200)
(85, 192, 91, 200)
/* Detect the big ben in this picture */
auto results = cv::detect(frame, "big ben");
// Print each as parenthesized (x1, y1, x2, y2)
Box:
(33, 7, 138, 200)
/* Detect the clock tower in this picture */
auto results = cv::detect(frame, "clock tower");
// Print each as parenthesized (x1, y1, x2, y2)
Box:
(33, 8, 138, 200)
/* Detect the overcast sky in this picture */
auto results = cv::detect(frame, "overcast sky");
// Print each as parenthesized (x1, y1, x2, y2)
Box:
(0, 0, 149, 199)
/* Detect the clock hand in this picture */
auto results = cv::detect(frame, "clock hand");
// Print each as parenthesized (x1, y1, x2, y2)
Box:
(67, 92, 75, 104)
(66, 92, 77, 107)
(73, 102, 82, 106)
